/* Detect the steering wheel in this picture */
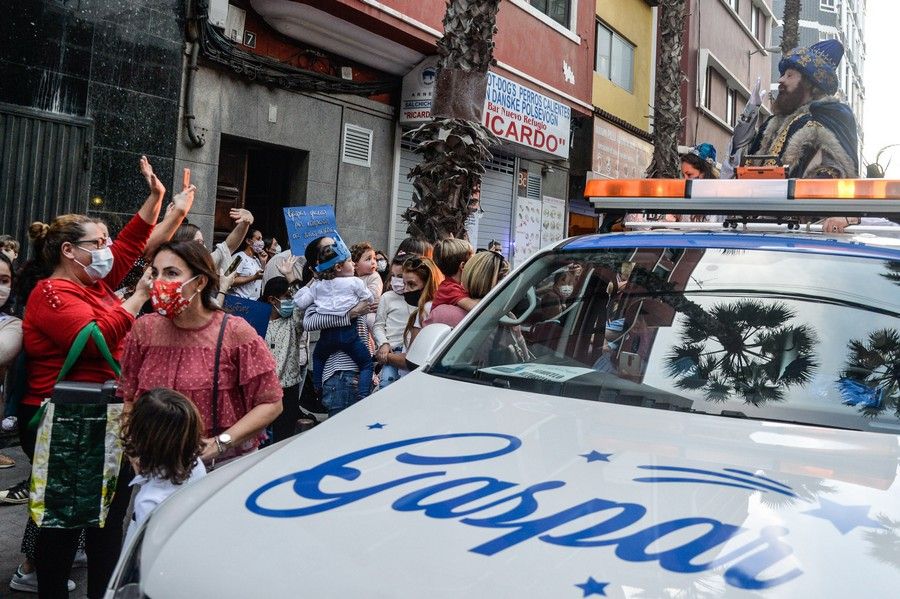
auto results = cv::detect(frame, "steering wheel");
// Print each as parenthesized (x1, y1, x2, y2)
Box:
(499, 287, 537, 325)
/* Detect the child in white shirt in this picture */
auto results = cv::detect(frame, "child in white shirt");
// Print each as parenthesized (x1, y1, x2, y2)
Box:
(122, 388, 206, 548)
(293, 242, 374, 399)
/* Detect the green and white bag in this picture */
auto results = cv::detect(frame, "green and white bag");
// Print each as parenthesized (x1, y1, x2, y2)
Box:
(29, 322, 124, 529)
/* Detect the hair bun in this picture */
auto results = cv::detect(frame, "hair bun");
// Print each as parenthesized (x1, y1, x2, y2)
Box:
(28, 222, 50, 241)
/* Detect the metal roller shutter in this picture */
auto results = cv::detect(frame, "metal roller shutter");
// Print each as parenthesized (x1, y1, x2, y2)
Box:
(0, 103, 93, 256)
(392, 141, 515, 255)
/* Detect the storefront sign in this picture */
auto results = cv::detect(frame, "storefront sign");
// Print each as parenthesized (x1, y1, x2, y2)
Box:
(400, 57, 439, 125)
(517, 168, 528, 197)
(592, 117, 653, 179)
(400, 60, 571, 159)
(484, 72, 570, 159)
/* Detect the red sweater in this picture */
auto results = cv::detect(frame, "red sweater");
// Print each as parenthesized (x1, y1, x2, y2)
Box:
(21, 214, 153, 406)
(431, 278, 468, 309)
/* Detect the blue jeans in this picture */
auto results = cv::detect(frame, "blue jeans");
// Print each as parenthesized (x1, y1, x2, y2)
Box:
(378, 347, 406, 390)
(322, 371, 360, 416)
(312, 323, 373, 399)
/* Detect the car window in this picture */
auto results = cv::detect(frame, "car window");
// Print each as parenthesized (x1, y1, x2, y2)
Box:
(429, 247, 900, 434)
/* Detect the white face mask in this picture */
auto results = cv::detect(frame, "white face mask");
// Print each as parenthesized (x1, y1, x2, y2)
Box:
(390, 275, 405, 294)
(377, 259, 388, 272)
(558, 284, 574, 298)
(74, 246, 115, 282)
(0, 285, 10, 307)
(273, 244, 282, 254)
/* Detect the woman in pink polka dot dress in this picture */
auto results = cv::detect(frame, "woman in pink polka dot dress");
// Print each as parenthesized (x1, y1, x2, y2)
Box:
(119, 241, 283, 466)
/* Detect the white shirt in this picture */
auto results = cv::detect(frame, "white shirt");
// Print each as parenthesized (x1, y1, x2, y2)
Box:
(293, 277, 373, 316)
(124, 460, 206, 548)
(372, 291, 415, 349)
(230, 252, 263, 299)
(210, 241, 232, 273)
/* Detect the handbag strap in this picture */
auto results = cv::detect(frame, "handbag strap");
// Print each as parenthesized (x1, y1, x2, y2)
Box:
(58, 322, 121, 382)
(211, 314, 229, 435)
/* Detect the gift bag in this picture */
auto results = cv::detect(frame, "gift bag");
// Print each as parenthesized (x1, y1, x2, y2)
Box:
(29, 322, 124, 529)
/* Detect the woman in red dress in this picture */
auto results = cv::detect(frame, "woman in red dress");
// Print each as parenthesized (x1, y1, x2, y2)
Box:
(119, 240, 283, 464)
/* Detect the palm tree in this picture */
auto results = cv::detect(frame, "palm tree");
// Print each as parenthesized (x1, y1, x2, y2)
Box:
(402, 0, 501, 242)
(838, 329, 900, 419)
(864, 515, 900, 571)
(881, 261, 900, 286)
(665, 300, 818, 406)
(780, 0, 802, 54)
(646, 0, 687, 179)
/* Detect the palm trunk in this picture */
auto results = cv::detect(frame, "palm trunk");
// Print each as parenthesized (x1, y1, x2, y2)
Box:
(646, 0, 687, 179)
(780, 0, 802, 54)
(403, 0, 501, 242)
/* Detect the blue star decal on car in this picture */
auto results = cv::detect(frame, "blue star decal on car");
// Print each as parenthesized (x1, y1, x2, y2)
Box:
(802, 498, 886, 534)
(580, 450, 613, 463)
(575, 576, 609, 597)
(367, 422, 386, 430)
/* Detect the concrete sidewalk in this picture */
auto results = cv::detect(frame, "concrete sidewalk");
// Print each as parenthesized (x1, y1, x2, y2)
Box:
(0, 446, 88, 598)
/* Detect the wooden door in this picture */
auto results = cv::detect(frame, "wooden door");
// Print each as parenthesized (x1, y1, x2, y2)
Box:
(215, 138, 248, 241)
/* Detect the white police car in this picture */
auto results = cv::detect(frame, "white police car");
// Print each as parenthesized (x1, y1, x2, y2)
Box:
(107, 180, 900, 598)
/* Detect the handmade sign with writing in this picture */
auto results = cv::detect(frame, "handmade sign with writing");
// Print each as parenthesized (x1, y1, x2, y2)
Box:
(222, 295, 271, 339)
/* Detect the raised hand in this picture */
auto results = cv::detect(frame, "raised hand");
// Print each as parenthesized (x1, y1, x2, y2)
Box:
(229, 208, 254, 225)
(277, 256, 298, 274)
(139, 155, 166, 198)
(172, 184, 196, 215)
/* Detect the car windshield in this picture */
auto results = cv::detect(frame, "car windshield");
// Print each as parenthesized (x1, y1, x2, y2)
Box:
(429, 245, 900, 434)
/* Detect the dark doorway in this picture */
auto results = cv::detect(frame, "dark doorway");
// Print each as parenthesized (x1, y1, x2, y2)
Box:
(215, 136, 307, 248)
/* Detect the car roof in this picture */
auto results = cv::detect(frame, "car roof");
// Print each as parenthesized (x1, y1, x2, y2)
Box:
(558, 231, 900, 260)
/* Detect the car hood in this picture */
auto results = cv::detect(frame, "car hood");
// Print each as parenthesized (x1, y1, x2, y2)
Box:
(140, 372, 900, 598)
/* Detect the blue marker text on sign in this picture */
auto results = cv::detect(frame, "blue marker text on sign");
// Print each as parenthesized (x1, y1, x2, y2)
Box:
(283, 205, 340, 256)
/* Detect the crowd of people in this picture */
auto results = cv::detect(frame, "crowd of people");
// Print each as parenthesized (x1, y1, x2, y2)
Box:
(0, 154, 511, 598)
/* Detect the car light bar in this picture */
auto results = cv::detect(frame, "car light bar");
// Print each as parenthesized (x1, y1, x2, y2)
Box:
(585, 179, 900, 217)
(622, 220, 900, 235)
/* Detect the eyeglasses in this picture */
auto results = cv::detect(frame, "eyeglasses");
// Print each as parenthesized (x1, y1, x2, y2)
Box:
(74, 237, 108, 250)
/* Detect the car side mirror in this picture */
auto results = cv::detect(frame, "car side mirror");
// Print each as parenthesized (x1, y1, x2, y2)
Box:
(405, 324, 452, 370)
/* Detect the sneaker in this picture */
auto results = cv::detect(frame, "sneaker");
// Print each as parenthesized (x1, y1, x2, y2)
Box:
(0, 454, 14, 469)
(8, 565, 76, 593)
(1, 415, 16, 432)
(0, 479, 29, 504)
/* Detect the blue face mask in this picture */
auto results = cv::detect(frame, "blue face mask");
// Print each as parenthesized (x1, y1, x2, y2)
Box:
(277, 299, 294, 319)
(74, 246, 114, 282)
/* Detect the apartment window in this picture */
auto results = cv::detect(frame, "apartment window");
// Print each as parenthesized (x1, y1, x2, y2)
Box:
(750, 4, 761, 40)
(595, 22, 635, 93)
(727, 90, 746, 127)
(820, 0, 837, 12)
(704, 67, 713, 109)
(728, 0, 739, 12)
(530, 0, 571, 27)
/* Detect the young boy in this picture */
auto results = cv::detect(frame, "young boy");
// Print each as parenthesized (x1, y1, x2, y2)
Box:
(430, 238, 478, 312)
(0, 235, 20, 263)
(293, 242, 374, 400)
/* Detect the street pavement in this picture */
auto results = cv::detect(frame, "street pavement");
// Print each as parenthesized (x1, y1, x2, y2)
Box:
(0, 445, 88, 598)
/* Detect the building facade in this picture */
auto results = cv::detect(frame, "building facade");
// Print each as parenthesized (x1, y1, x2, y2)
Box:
(680, 0, 776, 158)
(572, 0, 658, 235)
(770, 0, 865, 168)
(1, 0, 601, 266)
(0, 1, 185, 245)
